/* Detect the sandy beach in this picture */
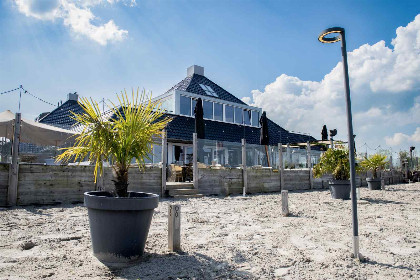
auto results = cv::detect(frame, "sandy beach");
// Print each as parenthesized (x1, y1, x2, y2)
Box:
(0, 182, 419, 279)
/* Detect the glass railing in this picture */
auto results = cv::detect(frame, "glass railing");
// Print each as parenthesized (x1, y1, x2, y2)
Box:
(197, 138, 242, 168)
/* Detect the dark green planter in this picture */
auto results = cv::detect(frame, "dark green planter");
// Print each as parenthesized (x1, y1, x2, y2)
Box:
(329, 180, 351, 200)
(366, 178, 381, 190)
(84, 191, 159, 266)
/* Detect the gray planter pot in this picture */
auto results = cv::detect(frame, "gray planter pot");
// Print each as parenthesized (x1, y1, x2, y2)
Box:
(84, 191, 159, 266)
(329, 180, 351, 200)
(366, 178, 381, 190)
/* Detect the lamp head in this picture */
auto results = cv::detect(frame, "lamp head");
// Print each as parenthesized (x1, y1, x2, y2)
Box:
(318, 27, 344, 43)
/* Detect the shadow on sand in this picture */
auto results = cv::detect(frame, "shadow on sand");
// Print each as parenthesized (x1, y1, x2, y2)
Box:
(109, 250, 254, 279)
(365, 258, 415, 272)
(361, 197, 406, 205)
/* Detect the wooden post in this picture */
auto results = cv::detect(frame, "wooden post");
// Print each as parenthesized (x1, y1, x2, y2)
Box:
(307, 142, 313, 189)
(8, 113, 21, 206)
(161, 130, 167, 197)
(278, 143, 284, 190)
(389, 155, 393, 171)
(242, 139, 247, 196)
(193, 133, 198, 189)
(281, 190, 289, 216)
(168, 204, 181, 251)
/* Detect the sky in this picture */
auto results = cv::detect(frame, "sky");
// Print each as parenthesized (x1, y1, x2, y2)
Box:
(0, 0, 419, 159)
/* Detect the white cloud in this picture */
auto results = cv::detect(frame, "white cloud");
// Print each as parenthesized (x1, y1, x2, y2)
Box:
(385, 127, 420, 146)
(244, 14, 420, 153)
(14, 0, 128, 45)
(15, 0, 61, 20)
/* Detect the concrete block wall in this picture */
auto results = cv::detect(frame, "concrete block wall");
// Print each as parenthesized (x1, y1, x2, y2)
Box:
(282, 169, 311, 190)
(198, 168, 310, 195)
(197, 168, 242, 195)
(247, 169, 281, 193)
(0, 164, 8, 206)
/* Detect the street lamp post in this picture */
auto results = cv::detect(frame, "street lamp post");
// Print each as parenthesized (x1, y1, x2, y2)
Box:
(318, 27, 360, 259)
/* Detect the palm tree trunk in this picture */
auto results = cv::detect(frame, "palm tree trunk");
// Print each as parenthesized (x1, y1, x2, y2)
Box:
(113, 164, 129, 197)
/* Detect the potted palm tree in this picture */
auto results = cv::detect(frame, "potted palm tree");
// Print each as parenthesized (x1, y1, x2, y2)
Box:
(57, 89, 171, 266)
(313, 148, 352, 199)
(360, 153, 387, 190)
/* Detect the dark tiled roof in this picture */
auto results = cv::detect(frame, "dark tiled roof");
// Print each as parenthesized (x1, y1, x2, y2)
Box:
(38, 100, 316, 146)
(164, 74, 247, 105)
(38, 100, 84, 128)
(164, 114, 316, 146)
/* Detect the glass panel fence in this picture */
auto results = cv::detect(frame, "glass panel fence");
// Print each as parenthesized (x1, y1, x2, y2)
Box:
(0, 138, 12, 163)
(197, 138, 242, 168)
(246, 143, 278, 168)
(283, 147, 307, 169)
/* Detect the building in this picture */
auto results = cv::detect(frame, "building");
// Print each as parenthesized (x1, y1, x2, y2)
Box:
(39, 65, 317, 166)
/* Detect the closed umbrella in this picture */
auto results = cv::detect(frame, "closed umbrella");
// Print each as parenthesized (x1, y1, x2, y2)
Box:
(260, 111, 270, 167)
(194, 98, 205, 139)
(321, 125, 328, 141)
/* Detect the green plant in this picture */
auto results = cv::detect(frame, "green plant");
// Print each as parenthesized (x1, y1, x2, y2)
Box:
(57, 89, 171, 197)
(313, 148, 351, 180)
(359, 153, 387, 179)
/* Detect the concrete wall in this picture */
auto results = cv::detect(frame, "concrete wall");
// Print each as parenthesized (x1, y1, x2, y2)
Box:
(0, 164, 162, 206)
(248, 169, 281, 193)
(197, 168, 309, 195)
(0, 164, 8, 206)
(282, 169, 311, 190)
(197, 167, 405, 196)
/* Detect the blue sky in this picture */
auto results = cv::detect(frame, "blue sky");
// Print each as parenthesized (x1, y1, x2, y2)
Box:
(0, 0, 419, 157)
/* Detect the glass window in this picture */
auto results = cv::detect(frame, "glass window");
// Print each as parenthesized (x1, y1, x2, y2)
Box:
(180, 95, 191, 116)
(225, 105, 234, 123)
(252, 111, 260, 127)
(243, 109, 251, 125)
(199, 84, 218, 97)
(160, 96, 174, 113)
(234, 107, 242, 124)
(191, 98, 197, 116)
(203, 100, 213, 119)
(214, 103, 223, 121)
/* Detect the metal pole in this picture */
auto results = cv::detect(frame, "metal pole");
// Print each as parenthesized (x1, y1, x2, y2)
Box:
(193, 133, 198, 189)
(242, 139, 247, 196)
(340, 30, 359, 259)
(161, 130, 167, 197)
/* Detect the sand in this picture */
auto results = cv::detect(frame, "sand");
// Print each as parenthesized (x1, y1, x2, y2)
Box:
(0, 182, 419, 279)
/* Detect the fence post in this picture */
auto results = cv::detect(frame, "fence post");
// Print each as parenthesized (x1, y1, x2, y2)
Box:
(161, 130, 167, 197)
(307, 141, 313, 189)
(242, 139, 247, 196)
(286, 143, 291, 167)
(282, 190, 289, 216)
(168, 204, 181, 251)
(193, 133, 198, 189)
(7, 113, 21, 206)
(389, 155, 393, 171)
(278, 143, 284, 191)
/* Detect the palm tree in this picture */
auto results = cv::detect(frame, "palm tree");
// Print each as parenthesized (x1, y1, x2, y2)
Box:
(57, 89, 171, 197)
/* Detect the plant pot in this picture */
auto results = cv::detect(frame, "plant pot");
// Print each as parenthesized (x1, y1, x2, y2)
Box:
(84, 191, 159, 266)
(366, 178, 381, 190)
(329, 180, 351, 200)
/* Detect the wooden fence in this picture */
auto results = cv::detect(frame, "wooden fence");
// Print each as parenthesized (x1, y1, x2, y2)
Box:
(0, 164, 161, 206)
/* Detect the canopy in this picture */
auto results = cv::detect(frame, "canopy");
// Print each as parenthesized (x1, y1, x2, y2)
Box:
(0, 110, 77, 146)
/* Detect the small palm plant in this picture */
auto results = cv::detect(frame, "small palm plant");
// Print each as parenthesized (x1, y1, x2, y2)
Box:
(57, 89, 171, 197)
(359, 153, 387, 179)
(313, 148, 350, 180)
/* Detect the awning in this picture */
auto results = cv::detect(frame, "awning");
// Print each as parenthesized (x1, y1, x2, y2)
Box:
(0, 110, 78, 146)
